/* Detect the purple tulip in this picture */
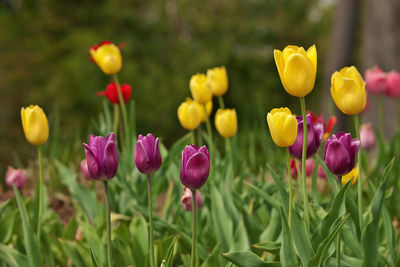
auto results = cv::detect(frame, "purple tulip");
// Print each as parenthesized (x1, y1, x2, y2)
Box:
(134, 134, 162, 174)
(5, 166, 27, 190)
(83, 132, 119, 180)
(289, 114, 324, 159)
(180, 145, 210, 189)
(324, 132, 360, 176)
(181, 187, 203, 212)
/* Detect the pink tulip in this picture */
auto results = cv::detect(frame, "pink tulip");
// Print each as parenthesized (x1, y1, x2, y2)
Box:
(181, 187, 203, 212)
(360, 123, 376, 151)
(5, 166, 27, 190)
(386, 71, 400, 98)
(365, 67, 387, 94)
(317, 165, 327, 179)
(80, 159, 91, 180)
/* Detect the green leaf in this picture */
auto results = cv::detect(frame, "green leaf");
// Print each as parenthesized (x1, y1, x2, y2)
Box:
(232, 221, 250, 251)
(382, 208, 395, 265)
(244, 182, 280, 209)
(0, 244, 30, 267)
(0, 200, 10, 217)
(89, 241, 99, 267)
(279, 207, 298, 267)
(315, 155, 339, 194)
(130, 214, 149, 267)
(252, 241, 281, 254)
(221, 250, 279, 267)
(162, 236, 177, 267)
(13, 185, 42, 267)
(60, 239, 86, 267)
(200, 243, 221, 267)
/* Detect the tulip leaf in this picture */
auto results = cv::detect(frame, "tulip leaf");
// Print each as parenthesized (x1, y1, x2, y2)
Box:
(162, 236, 177, 267)
(279, 207, 298, 267)
(252, 241, 281, 254)
(200, 243, 221, 267)
(221, 250, 279, 267)
(129, 214, 149, 267)
(0, 244, 30, 267)
(259, 208, 281, 242)
(244, 181, 280, 209)
(13, 185, 42, 267)
(89, 241, 99, 267)
(315, 155, 339, 194)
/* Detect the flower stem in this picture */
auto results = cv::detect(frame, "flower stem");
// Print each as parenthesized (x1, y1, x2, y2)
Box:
(353, 114, 363, 230)
(103, 181, 112, 267)
(218, 96, 225, 109)
(191, 189, 197, 267)
(147, 174, 155, 267)
(378, 95, 384, 135)
(285, 149, 293, 229)
(36, 145, 44, 245)
(203, 106, 213, 176)
(225, 138, 234, 178)
(113, 74, 129, 149)
(112, 104, 120, 134)
(336, 231, 341, 267)
(191, 130, 196, 146)
(299, 97, 310, 233)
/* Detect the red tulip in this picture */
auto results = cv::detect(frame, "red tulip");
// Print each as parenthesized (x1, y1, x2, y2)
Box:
(97, 82, 131, 104)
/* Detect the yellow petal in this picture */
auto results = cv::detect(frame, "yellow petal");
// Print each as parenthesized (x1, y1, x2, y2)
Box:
(283, 53, 315, 97)
(282, 114, 298, 146)
(306, 44, 317, 74)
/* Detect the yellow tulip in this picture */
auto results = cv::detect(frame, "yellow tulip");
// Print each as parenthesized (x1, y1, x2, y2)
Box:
(190, 73, 212, 105)
(342, 166, 358, 186)
(177, 98, 202, 130)
(274, 45, 317, 97)
(331, 66, 367, 115)
(21, 105, 49, 146)
(215, 108, 237, 138)
(207, 66, 228, 96)
(90, 43, 122, 75)
(267, 107, 297, 147)
(197, 100, 213, 123)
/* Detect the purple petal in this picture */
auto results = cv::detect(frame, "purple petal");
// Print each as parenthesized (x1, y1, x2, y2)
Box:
(103, 139, 118, 179)
(83, 143, 101, 179)
(313, 123, 324, 144)
(324, 139, 351, 176)
(338, 133, 352, 154)
(184, 152, 210, 189)
(350, 139, 361, 161)
(143, 134, 156, 160)
(137, 134, 144, 141)
(134, 140, 151, 174)
(198, 146, 210, 161)
(151, 138, 161, 172)
(335, 132, 346, 140)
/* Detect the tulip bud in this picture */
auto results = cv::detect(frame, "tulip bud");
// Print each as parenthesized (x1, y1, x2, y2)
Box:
(274, 45, 317, 97)
(5, 166, 27, 190)
(89, 41, 122, 75)
(21, 105, 49, 146)
(206, 66, 228, 96)
(97, 82, 131, 104)
(134, 133, 162, 174)
(180, 145, 210, 190)
(80, 159, 91, 180)
(365, 66, 387, 94)
(267, 107, 298, 147)
(83, 133, 119, 180)
(341, 166, 358, 186)
(331, 66, 367, 115)
(215, 108, 238, 138)
(317, 165, 327, 179)
(190, 74, 212, 105)
(324, 132, 360, 176)
(360, 123, 376, 151)
(289, 114, 324, 159)
(180, 187, 203, 212)
(177, 98, 202, 130)
(386, 71, 400, 98)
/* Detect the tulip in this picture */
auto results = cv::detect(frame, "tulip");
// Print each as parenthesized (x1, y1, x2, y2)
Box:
(365, 66, 387, 94)
(83, 133, 119, 180)
(180, 145, 210, 190)
(181, 187, 203, 212)
(21, 105, 49, 146)
(386, 71, 400, 98)
(317, 165, 327, 179)
(215, 108, 238, 138)
(274, 45, 317, 97)
(177, 98, 202, 130)
(324, 132, 360, 176)
(5, 166, 27, 190)
(198, 100, 213, 123)
(289, 158, 298, 179)
(89, 41, 122, 75)
(331, 66, 367, 115)
(267, 107, 298, 147)
(341, 166, 358, 186)
(307, 111, 337, 141)
(97, 82, 131, 104)
(134, 133, 162, 174)
(190, 73, 212, 105)
(289, 114, 324, 159)
(360, 123, 376, 151)
(80, 159, 91, 180)
(305, 158, 315, 177)
(206, 66, 228, 96)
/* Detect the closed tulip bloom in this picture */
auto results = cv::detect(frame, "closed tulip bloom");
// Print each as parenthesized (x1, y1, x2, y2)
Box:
(21, 105, 49, 146)
(341, 166, 358, 186)
(317, 165, 326, 179)
(386, 71, 400, 98)
(215, 108, 238, 138)
(181, 187, 203, 212)
(289, 114, 324, 159)
(134, 133, 162, 174)
(198, 100, 213, 123)
(331, 66, 367, 115)
(274, 45, 317, 97)
(180, 145, 210, 190)
(83, 133, 118, 180)
(360, 123, 376, 151)
(267, 107, 298, 147)
(206, 66, 228, 96)
(89, 41, 122, 75)
(97, 82, 131, 104)
(365, 66, 387, 94)
(177, 98, 202, 130)
(324, 132, 360, 176)
(5, 166, 27, 190)
(190, 73, 212, 104)
(80, 159, 91, 180)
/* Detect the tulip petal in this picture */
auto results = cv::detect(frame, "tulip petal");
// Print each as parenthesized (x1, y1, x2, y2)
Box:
(274, 49, 285, 87)
(152, 138, 162, 171)
(184, 153, 209, 189)
(334, 78, 366, 115)
(134, 140, 150, 173)
(350, 139, 360, 161)
(103, 140, 119, 178)
(306, 44, 317, 74)
(325, 140, 351, 176)
(83, 144, 101, 179)
(283, 115, 298, 146)
(283, 53, 315, 97)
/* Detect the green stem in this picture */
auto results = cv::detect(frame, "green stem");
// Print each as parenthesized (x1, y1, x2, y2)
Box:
(226, 138, 234, 178)
(299, 97, 310, 233)
(191, 189, 197, 267)
(218, 96, 225, 109)
(103, 181, 112, 267)
(354, 115, 363, 230)
(113, 74, 129, 149)
(378, 95, 384, 135)
(191, 131, 196, 146)
(336, 231, 341, 267)
(286, 149, 293, 229)
(147, 174, 155, 267)
(36, 145, 44, 245)
(204, 106, 213, 176)
(112, 104, 120, 134)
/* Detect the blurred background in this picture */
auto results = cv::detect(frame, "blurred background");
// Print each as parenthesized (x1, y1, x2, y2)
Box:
(0, 0, 399, 177)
